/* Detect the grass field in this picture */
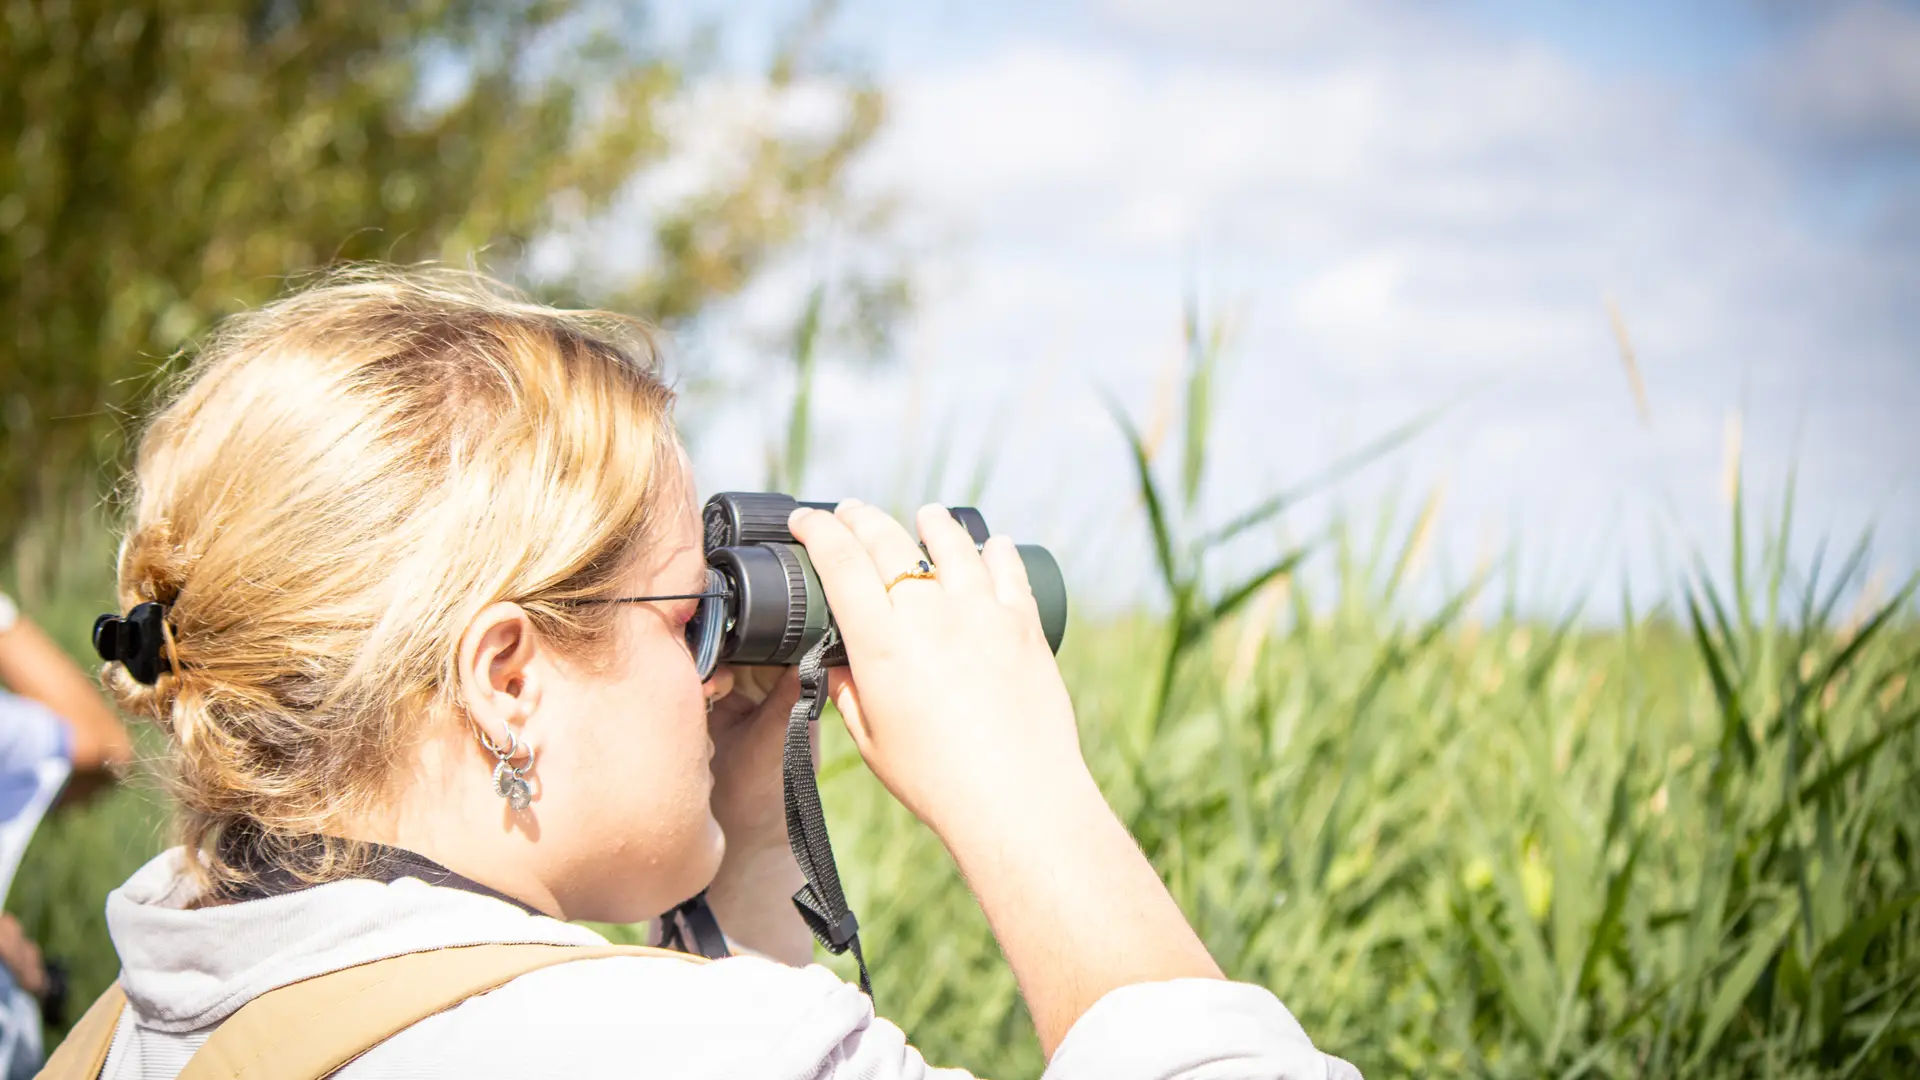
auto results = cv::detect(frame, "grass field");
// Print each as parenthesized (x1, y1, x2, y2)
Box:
(808, 490, 1920, 1079)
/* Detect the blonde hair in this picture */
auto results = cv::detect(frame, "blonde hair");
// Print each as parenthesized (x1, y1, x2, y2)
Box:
(108, 267, 682, 890)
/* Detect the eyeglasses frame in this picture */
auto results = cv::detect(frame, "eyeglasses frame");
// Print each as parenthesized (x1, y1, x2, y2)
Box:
(553, 571, 733, 681)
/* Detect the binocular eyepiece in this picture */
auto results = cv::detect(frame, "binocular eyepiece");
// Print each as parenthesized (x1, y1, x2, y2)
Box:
(702, 492, 1068, 667)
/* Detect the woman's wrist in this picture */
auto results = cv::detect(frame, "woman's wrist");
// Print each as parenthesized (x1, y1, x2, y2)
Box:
(928, 761, 1225, 1055)
(921, 753, 1105, 859)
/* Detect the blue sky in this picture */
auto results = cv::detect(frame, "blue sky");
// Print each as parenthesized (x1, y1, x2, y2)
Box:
(633, 0, 1920, 617)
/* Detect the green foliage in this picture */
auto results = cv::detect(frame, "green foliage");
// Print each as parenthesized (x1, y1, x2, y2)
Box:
(812, 320, 1920, 1076)
(812, 515, 1920, 1078)
(1101, 298, 1433, 740)
(0, 0, 885, 549)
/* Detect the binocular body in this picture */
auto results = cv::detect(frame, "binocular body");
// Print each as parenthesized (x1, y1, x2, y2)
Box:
(702, 492, 1068, 667)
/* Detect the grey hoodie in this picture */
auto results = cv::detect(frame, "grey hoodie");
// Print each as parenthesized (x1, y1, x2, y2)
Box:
(96, 849, 1356, 1079)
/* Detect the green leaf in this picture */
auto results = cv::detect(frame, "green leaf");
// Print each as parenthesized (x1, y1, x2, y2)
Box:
(1817, 892, 1920, 979)
(1838, 972, 1920, 1079)
(1686, 588, 1752, 773)
(1799, 574, 1919, 716)
(1731, 456, 1753, 636)
(1198, 409, 1438, 550)
(1579, 768, 1644, 994)
(1179, 291, 1222, 516)
(781, 283, 825, 493)
(1104, 391, 1182, 602)
(1815, 531, 1874, 628)
(1207, 547, 1310, 625)
(1749, 706, 1920, 853)
(1460, 894, 1558, 1049)
(1549, 832, 1643, 1064)
(1689, 902, 1799, 1070)
(1692, 557, 1747, 684)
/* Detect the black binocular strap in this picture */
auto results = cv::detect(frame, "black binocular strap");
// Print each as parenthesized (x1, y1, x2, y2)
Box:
(785, 627, 872, 997)
(657, 890, 732, 960)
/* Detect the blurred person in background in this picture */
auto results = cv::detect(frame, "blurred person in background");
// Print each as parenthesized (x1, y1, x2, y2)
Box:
(0, 589, 135, 1079)
(45, 268, 1358, 1079)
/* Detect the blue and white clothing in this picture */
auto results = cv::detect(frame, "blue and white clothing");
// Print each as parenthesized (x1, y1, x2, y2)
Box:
(1, 688, 71, 1080)
(1, 689, 72, 901)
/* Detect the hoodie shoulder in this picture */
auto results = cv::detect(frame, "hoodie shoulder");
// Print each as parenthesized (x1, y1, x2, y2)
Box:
(353, 952, 958, 1079)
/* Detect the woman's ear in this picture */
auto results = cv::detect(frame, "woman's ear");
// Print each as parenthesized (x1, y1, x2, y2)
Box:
(458, 603, 545, 731)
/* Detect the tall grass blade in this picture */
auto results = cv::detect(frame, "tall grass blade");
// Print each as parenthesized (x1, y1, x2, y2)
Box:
(1750, 705, 1920, 852)
(1692, 556, 1747, 678)
(1688, 902, 1799, 1070)
(1208, 547, 1309, 625)
(1766, 464, 1797, 635)
(1686, 588, 1752, 768)
(1198, 410, 1438, 549)
(1179, 291, 1220, 517)
(1817, 892, 1920, 976)
(1461, 899, 1557, 1050)
(1731, 455, 1752, 634)
(1576, 761, 1644, 993)
(1310, 573, 1487, 890)
(1815, 531, 1874, 628)
(1837, 973, 1920, 1079)
(781, 284, 826, 492)
(1799, 575, 1919, 714)
(1604, 296, 1653, 426)
(1382, 486, 1443, 606)
(1104, 391, 1181, 601)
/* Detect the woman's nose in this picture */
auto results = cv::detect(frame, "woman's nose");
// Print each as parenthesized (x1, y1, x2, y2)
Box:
(703, 665, 735, 702)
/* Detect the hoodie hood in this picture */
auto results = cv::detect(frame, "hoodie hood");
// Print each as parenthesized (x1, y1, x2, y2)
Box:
(106, 848, 607, 1033)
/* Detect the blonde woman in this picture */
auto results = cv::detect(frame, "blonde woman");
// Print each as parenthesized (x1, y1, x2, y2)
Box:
(66, 270, 1356, 1079)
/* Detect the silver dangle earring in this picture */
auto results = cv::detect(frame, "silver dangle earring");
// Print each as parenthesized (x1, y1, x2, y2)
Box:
(480, 726, 536, 810)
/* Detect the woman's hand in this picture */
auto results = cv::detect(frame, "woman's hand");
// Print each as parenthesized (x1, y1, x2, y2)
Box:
(707, 664, 804, 855)
(0, 914, 46, 997)
(789, 500, 1223, 1058)
(785, 500, 1084, 839)
(702, 664, 813, 965)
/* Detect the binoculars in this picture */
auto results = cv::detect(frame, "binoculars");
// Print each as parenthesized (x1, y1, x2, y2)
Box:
(695, 492, 1068, 669)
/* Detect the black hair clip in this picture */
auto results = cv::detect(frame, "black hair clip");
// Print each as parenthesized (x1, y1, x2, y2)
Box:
(93, 602, 174, 685)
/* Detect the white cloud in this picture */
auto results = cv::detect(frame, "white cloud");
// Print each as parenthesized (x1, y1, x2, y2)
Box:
(1097, 0, 1463, 59)
(680, 4, 1920, 609)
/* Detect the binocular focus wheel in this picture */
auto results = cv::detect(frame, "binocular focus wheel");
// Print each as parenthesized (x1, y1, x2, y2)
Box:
(769, 543, 808, 659)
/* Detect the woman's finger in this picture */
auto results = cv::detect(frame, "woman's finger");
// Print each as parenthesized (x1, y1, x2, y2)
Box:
(715, 663, 790, 708)
(835, 501, 939, 604)
(788, 507, 892, 649)
(826, 668, 870, 749)
(748, 666, 802, 714)
(916, 504, 994, 596)
(980, 534, 1039, 615)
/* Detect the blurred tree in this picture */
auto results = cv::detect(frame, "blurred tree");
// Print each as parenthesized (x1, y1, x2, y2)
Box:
(0, 0, 886, 555)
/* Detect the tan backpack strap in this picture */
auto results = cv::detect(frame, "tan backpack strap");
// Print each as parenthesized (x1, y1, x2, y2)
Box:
(33, 982, 128, 1080)
(178, 942, 699, 1080)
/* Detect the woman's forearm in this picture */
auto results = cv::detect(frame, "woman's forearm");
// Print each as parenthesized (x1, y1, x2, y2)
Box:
(782, 503, 1228, 1056)
(0, 610, 133, 775)
(932, 763, 1223, 1058)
